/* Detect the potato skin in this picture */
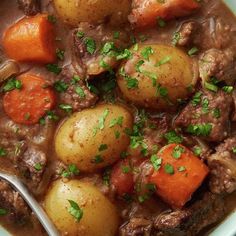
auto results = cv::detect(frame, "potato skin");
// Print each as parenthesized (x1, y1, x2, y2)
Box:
(55, 104, 133, 172)
(53, 0, 131, 26)
(44, 179, 119, 236)
(117, 44, 198, 110)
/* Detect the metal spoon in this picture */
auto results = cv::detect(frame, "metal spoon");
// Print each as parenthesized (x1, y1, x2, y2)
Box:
(0, 172, 60, 236)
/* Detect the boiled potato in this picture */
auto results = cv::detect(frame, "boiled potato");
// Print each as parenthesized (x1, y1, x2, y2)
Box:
(55, 104, 133, 172)
(53, 0, 131, 26)
(117, 44, 198, 110)
(44, 179, 119, 236)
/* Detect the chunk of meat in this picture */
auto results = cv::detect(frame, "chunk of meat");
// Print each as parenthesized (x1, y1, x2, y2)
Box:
(73, 23, 131, 76)
(120, 217, 153, 236)
(18, 145, 47, 188)
(120, 192, 225, 236)
(176, 21, 199, 47)
(17, 0, 40, 15)
(55, 64, 98, 112)
(154, 192, 225, 236)
(199, 49, 236, 84)
(175, 89, 233, 142)
(0, 180, 29, 223)
(207, 137, 236, 194)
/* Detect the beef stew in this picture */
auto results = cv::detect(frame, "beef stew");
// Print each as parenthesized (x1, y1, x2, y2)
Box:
(0, 0, 236, 235)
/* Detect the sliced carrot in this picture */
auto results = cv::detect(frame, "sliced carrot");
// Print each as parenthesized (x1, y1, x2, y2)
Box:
(111, 159, 134, 196)
(3, 14, 56, 63)
(129, 0, 200, 28)
(3, 74, 56, 125)
(149, 144, 208, 209)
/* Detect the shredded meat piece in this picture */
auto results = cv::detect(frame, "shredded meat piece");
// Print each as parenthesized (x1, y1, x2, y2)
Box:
(18, 145, 47, 188)
(17, 0, 40, 15)
(0, 180, 29, 223)
(175, 89, 233, 142)
(176, 21, 199, 47)
(55, 64, 98, 112)
(207, 137, 236, 194)
(73, 22, 130, 75)
(199, 48, 236, 83)
(154, 192, 225, 236)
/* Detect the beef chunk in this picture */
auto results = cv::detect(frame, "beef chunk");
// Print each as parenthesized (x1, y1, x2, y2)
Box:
(175, 89, 233, 142)
(73, 23, 131, 75)
(207, 137, 236, 194)
(120, 217, 153, 236)
(199, 49, 236, 83)
(55, 65, 98, 112)
(18, 145, 47, 188)
(17, 0, 40, 15)
(154, 193, 225, 236)
(176, 21, 199, 47)
(0, 180, 29, 223)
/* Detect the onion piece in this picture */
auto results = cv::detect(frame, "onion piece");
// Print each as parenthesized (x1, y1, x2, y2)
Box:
(0, 60, 20, 83)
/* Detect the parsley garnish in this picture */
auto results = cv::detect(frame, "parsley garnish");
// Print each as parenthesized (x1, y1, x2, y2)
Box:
(68, 200, 83, 222)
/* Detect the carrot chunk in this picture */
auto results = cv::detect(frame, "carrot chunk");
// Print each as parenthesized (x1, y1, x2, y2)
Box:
(129, 0, 200, 28)
(149, 144, 208, 208)
(3, 74, 56, 125)
(3, 14, 56, 63)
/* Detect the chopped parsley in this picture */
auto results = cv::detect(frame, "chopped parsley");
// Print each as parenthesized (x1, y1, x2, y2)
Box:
(62, 164, 80, 178)
(0, 147, 7, 157)
(75, 86, 85, 98)
(68, 200, 83, 222)
(141, 46, 154, 61)
(178, 166, 186, 172)
(172, 145, 185, 159)
(34, 163, 42, 171)
(157, 17, 166, 27)
(98, 144, 108, 152)
(0, 208, 8, 216)
(3, 77, 22, 92)
(109, 116, 124, 128)
(56, 48, 65, 60)
(186, 123, 212, 136)
(164, 163, 175, 175)
(193, 146, 202, 156)
(46, 64, 62, 75)
(54, 80, 68, 93)
(84, 37, 96, 54)
(150, 154, 162, 170)
(164, 131, 183, 144)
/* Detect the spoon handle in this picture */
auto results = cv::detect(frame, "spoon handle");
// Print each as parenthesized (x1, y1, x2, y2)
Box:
(0, 173, 60, 236)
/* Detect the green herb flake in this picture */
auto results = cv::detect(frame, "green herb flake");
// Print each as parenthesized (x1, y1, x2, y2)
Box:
(164, 131, 183, 144)
(155, 56, 171, 67)
(75, 86, 85, 98)
(0, 208, 8, 216)
(67, 200, 83, 222)
(98, 144, 108, 152)
(212, 108, 221, 119)
(84, 37, 96, 54)
(193, 146, 202, 156)
(178, 166, 186, 172)
(157, 17, 166, 27)
(0, 147, 7, 157)
(164, 163, 175, 175)
(34, 163, 42, 171)
(150, 154, 162, 171)
(56, 48, 65, 60)
(172, 145, 185, 159)
(188, 47, 199, 56)
(186, 123, 212, 136)
(141, 46, 154, 61)
(46, 64, 62, 75)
